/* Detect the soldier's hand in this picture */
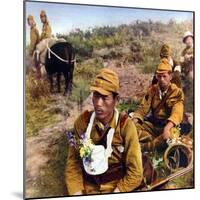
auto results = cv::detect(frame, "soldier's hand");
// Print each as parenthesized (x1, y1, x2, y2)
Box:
(113, 187, 120, 193)
(72, 191, 83, 195)
(162, 128, 171, 140)
(162, 122, 174, 140)
(133, 118, 139, 124)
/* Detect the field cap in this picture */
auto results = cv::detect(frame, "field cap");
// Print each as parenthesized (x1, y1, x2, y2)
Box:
(90, 68, 119, 95)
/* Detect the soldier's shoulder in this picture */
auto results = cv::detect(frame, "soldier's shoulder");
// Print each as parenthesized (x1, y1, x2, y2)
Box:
(74, 110, 93, 136)
(46, 22, 51, 28)
(148, 84, 158, 94)
(170, 83, 181, 90)
(119, 111, 137, 131)
(119, 111, 129, 129)
(182, 47, 193, 55)
(32, 27, 39, 36)
(75, 110, 92, 126)
(119, 113, 138, 140)
(32, 26, 39, 31)
(181, 47, 187, 55)
(170, 83, 184, 96)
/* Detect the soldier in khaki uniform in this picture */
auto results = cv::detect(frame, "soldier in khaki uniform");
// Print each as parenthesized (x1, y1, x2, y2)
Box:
(40, 10, 52, 40)
(152, 44, 182, 88)
(65, 68, 143, 195)
(27, 15, 40, 56)
(129, 59, 184, 151)
(180, 31, 194, 79)
(180, 31, 194, 113)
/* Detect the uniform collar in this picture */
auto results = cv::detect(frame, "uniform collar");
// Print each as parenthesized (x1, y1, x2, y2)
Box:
(94, 109, 117, 132)
(157, 83, 171, 100)
(30, 25, 36, 30)
(43, 21, 49, 26)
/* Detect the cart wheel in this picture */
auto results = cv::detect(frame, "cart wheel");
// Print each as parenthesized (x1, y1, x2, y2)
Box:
(164, 143, 193, 172)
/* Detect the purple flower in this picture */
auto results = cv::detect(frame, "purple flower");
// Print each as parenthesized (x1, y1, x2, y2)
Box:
(80, 133, 85, 140)
(66, 131, 73, 140)
(66, 131, 77, 147)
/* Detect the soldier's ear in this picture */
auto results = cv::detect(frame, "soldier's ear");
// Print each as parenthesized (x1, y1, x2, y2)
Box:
(115, 94, 120, 103)
(169, 72, 173, 80)
(112, 92, 120, 104)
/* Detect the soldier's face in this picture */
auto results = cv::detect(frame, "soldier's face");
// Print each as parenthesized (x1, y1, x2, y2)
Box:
(40, 15, 47, 23)
(28, 19, 34, 27)
(185, 36, 193, 48)
(156, 72, 172, 90)
(92, 91, 118, 124)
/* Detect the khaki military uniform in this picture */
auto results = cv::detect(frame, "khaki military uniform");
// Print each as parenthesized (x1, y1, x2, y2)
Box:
(180, 46, 194, 113)
(65, 109, 143, 195)
(152, 44, 182, 88)
(40, 22, 52, 41)
(132, 83, 184, 151)
(181, 46, 193, 77)
(29, 25, 40, 56)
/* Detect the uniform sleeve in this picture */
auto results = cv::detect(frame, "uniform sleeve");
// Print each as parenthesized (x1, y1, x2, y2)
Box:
(29, 29, 39, 56)
(65, 144, 84, 195)
(46, 24, 52, 38)
(168, 89, 184, 126)
(133, 88, 153, 122)
(41, 24, 52, 40)
(117, 119, 143, 192)
(65, 116, 85, 195)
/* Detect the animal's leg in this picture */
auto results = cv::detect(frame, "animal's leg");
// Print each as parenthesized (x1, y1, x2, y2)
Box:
(63, 72, 69, 96)
(69, 64, 74, 95)
(36, 64, 42, 79)
(48, 74, 54, 93)
(33, 53, 42, 79)
(57, 73, 61, 93)
(68, 73, 73, 95)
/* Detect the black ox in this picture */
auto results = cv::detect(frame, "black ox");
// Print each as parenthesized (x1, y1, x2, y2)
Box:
(45, 42, 75, 95)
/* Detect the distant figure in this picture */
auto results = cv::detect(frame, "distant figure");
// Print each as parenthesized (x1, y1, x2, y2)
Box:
(34, 10, 68, 80)
(152, 44, 182, 88)
(27, 15, 40, 75)
(180, 31, 194, 113)
(33, 10, 53, 78)
(180, 31, 194, 80)
(40, 10, 52, 40)
(27, 15, 40, 56)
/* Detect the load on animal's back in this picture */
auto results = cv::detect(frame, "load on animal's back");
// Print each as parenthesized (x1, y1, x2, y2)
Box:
(27, 10, 76, 95)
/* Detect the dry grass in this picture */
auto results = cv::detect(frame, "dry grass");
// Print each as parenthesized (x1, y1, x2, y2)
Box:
(26, 72, 58, 137)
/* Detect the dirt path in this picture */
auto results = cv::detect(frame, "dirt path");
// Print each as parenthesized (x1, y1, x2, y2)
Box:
(25, 62, 153, 198)
(107, 60, 152, 101)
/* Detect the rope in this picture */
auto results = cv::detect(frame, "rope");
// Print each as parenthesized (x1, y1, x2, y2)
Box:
(46, 41, 76, 64)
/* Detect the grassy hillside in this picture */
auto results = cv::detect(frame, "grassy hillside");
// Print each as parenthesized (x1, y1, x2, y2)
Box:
(57, 19, 193, 73)
(26, 19, 193, 137)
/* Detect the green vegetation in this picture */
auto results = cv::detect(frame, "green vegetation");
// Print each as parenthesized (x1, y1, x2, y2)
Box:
(57, 20, 193, 73)
(117, 100, 139, 113)
(70, 58, 103, 109)
(26, 72, 59, 137)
